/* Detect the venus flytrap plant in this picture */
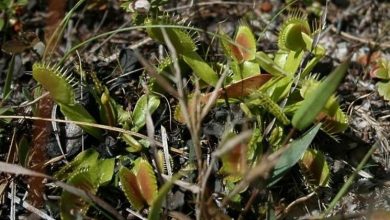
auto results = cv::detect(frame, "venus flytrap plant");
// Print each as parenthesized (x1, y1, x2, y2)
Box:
(212, 10, 350, 196)
(80, 67, 161, 152)
(111, 3, 354, 217)
(120, 93, 160, 152)
(32, 63, 103, 139)
(299, 75, 348, 134)
(141, 8, 349, 204)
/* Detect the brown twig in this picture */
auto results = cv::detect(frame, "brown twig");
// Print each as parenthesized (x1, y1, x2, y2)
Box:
(278, 191, 316, 219)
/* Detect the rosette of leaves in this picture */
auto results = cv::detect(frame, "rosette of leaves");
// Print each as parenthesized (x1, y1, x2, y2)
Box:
(372, 58, 390, 102)
(119, 158, 158, 211)
(85, 70, 161, 152)
(261, 9, 327, 103)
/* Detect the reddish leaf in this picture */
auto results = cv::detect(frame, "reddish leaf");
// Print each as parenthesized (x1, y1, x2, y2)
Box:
(234, 25, 256, 61)
(299, 149, 330, 187)
(222, 74, 272, 98)
(229, 44, 244, 63)
(134, 158, 158, 206)
(220, 143, 247, 175)
(174, 74, 272, 124)
(119, 167, 145, 210)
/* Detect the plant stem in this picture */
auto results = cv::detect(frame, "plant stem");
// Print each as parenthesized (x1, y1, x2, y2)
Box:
(320, 142, 378, 218)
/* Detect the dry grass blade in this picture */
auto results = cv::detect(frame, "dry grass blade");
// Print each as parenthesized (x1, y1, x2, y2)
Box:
(0, 162, 125, 220)
(133, 50, 179, 99)
(7, 192, 54, 220)
(0, 115, 160, 146)
(201, 130, 253, 206)
(222, 152, 278, 205)
(212, 131, 253, 158)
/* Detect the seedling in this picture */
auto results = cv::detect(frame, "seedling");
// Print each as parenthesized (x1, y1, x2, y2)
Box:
(371, 58, 390, 102)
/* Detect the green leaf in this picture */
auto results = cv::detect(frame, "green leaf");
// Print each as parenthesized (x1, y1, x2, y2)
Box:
(3, 55, 15, 100)
(122, 133, 143, 152)
(377, 81, 390, 102)
(242, 61, 261, 79)
(16, 0, 28, 5)
(375, 68, 390, 79)
(145, 19, 219, 86)
(32, 63, 75, 105)
(60, 170, 98, 220)
(18, 136, 29, 167)
(255, 51, 288, 76)
(145, 20, 197, 54)
(292, 59, 350, 130)
(182, 51, 219, 86)
(54, 149, 99, 181)
(119, 167, 145, 211)
(60, 103, 102, 139)
(0, 19, 4, 31)
(132, 94, 160, 132)
(94, 158, 115, 186)
(0, 107, 14, 124)
(284, 50, 304, 74)
(268, 123, 321, 186)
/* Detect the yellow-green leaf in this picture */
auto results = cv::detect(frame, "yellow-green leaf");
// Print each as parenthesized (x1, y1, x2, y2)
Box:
(377, 81, 390, 102)
(132, 94, 160, 132)
(292, 59, 350, 130)
(54, 149, 99, 181)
